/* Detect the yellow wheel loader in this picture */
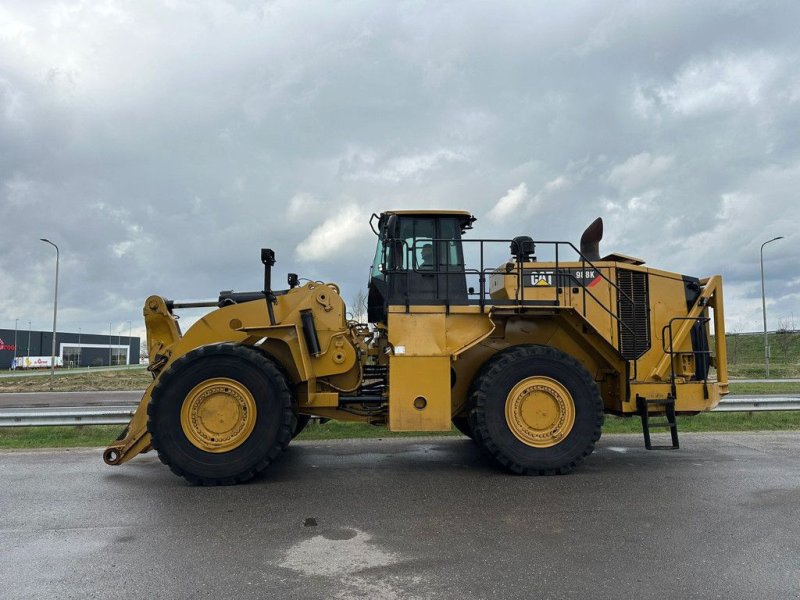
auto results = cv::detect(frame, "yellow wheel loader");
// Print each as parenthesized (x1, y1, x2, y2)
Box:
(104, 210, 728, 484)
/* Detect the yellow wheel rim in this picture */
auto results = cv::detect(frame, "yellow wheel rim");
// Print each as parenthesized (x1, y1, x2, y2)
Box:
(180, 378, 257, 453)
(505, 376, 575, 448)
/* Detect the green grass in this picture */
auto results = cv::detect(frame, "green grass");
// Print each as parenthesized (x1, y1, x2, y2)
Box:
(603, 412, 800, 433)
(727, 381, 800, 395)
(3, 412, 799, 450)
(720, 330, 800, 378)
(0, 425, 124, 449)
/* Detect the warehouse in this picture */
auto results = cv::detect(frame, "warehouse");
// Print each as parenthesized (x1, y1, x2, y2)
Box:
(0, 328, 140, 370)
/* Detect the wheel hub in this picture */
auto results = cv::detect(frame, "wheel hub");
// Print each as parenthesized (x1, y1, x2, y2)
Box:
(180, 378, 257, 453)
(505, 376, 576, 448)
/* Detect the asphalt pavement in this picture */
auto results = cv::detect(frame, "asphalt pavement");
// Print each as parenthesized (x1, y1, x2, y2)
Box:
(1, 433, 799, 599)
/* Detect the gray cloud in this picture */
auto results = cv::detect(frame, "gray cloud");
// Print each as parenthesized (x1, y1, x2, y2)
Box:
(1, 0, 799, 340)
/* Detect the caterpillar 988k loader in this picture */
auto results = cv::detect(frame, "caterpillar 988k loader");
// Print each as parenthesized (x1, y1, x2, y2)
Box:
(104, 210, 728, 485)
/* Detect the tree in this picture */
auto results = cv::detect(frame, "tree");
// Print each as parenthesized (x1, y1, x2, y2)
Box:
(351, 289, 368, 323)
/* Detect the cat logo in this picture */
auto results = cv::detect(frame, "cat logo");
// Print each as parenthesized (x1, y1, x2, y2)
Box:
(533, 278, 551, 287)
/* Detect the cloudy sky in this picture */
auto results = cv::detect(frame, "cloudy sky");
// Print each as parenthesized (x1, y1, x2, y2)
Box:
(1, 0, 799, 342)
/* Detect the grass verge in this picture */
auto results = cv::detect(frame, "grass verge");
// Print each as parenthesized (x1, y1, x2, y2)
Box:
(727, 382, 800, 395)
(2, 412, 799, 450)
(0, 368, 151, 393)
(0, 425, 124, 449)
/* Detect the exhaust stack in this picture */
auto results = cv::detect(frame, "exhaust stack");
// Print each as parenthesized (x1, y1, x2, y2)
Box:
(579, 217, 603, 261)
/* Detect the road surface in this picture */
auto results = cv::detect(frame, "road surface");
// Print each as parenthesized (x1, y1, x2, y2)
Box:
(1, 433, 798, 599)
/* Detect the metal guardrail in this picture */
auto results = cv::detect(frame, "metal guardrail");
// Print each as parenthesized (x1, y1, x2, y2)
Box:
(0, 396, 798, 427)
(711, 396, 800, 412)
(0, 405, 137, 427)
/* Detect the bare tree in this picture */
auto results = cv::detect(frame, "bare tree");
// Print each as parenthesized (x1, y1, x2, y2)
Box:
(351, 289, 368, 323)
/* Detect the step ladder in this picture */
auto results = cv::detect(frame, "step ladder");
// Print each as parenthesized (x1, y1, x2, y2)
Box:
(636, 396, 679, 450)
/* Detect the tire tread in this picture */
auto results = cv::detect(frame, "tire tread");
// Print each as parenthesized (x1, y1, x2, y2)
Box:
(147, 343, 294, 485)
(470, 344, 604, 475)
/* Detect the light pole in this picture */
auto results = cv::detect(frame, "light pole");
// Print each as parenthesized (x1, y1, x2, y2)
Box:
(760, 236, 784, 378)
(109, 322, 112, 366)
(40, 239, 59, 389)
(78, 327, 82, 367)
(27, 321, 31, 357)
(127, 320, 132, 365)
(13, 318, 18, 368)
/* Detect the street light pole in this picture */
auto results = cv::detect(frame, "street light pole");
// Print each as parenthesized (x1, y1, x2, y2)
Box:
(27, 321, 31, 357)
(127, 320, 132, 365)
(40, 239, 59, 389)
(13, 318, 18, 368)
(760, 236, 784, 378)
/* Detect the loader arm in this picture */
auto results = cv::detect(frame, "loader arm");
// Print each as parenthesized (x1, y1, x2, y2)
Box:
(103, 295, 180, 465)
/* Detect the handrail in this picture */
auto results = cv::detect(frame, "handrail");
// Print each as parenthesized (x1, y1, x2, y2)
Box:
(648, 275, 725, 384)
(383, 236, 648, 376)
(662, 315, 713, 398)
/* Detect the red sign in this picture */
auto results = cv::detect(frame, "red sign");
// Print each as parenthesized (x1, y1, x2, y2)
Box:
(0, 338, 16, 351)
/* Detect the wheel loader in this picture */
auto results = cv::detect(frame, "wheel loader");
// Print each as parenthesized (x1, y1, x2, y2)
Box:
(104, 210, 728, 484)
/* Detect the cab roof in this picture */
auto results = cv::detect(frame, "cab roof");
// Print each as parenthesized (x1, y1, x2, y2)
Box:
(372, 210, 477, 235)
(382, 209, 474, 218)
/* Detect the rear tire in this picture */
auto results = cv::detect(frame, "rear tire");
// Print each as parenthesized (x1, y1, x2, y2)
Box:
(452, 414, 476, 441)
(471, 345, 603, 475)
(148, 344, 294, 485)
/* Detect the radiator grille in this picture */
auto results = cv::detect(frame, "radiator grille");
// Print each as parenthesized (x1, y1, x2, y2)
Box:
(617, 269, 650, 360)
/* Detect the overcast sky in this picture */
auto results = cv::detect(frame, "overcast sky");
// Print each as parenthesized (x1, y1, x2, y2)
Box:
(1, 0, 799, 343)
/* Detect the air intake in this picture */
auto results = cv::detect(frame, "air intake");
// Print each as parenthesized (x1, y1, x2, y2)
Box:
(616, 269, 650, 360)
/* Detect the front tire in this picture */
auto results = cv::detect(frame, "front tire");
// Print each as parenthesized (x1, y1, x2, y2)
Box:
(470, 345, 603, 475)
(292, 414, 311, 438)
(452, 414, 476, 441)
(148, 344, 294, 485)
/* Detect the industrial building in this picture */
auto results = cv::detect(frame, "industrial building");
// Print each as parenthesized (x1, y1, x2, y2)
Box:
(0, 328, 141, 370)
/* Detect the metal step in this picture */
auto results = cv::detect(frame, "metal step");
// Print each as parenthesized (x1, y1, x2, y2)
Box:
(637, 396, 679, 450)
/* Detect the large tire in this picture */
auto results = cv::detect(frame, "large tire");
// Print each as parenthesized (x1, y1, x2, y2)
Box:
(148, 344, 294, 485)
(292, 414, 311, 438)
(452, 414, 476, 441)
(470, 345, 603, 475)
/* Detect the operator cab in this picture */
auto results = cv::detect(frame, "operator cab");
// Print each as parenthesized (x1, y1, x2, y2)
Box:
(367, 210, 475, 323)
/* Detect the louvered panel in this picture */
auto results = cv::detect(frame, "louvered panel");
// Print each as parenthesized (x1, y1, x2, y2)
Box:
(616, 270, 650, 360)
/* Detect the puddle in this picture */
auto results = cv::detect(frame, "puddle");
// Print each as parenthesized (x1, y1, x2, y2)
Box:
(279, 528, 397, 577)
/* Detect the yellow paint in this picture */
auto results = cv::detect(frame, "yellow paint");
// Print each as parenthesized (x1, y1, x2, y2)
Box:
(505, 376, 576, 448)
(303, 392, 339, 408)
(628, 382, 721, 413)
(388, 356, 451, 430)
(180, 377, 257, 453)
(107, 220, 730, 465)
